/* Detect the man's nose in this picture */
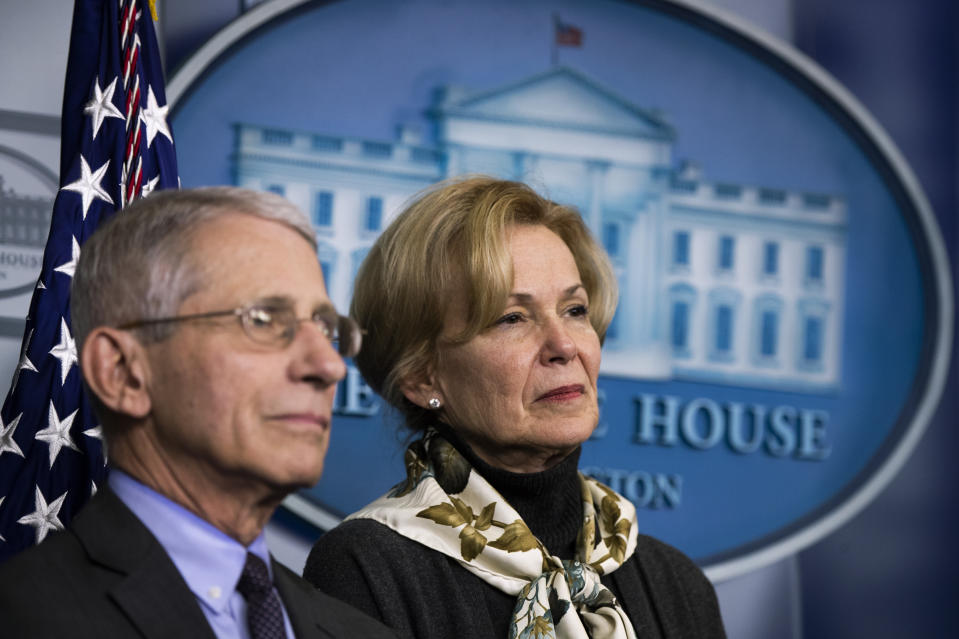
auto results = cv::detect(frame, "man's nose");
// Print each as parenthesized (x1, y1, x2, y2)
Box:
(290, 320, 348, 386)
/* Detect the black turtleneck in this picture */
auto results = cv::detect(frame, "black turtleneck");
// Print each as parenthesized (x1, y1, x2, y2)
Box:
(437, 424, 584, 559)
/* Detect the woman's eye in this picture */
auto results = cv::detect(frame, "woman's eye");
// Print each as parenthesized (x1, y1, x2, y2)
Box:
(567, 304, 589, 318)
(495, 312, 525, 326)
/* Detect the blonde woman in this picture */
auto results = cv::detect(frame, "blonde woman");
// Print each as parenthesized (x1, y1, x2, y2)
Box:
(305, 177, 725, 639)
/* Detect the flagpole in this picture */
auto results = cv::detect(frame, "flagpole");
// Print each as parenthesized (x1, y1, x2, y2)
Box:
(551, 12, 558, 67)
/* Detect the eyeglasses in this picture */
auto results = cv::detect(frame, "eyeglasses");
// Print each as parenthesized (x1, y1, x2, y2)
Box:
(118, 302, 362, 357)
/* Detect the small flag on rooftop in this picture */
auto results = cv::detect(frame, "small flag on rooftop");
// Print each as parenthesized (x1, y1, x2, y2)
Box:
(552, 13, 584, 66)
(555, 15, 584, 47)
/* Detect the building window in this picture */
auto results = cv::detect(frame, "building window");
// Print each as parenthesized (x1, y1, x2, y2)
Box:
(266, 184, 285, 197)
(671, 301, 689, 351)
(715, 183, 742, 199)
(797, 299, 829, 373)
(362, 141, 392, 158)
(803, 316, 823, 363)
(261, 129, 293, 145)
(312, 135, 342, 151)
(806, 246, 824, 283)
(317, 241, 338, 295)
(752, 295, 784, 366)
(603, 223, 620, 257)
(365, 197, 383, 232)
(758, 188, 787, 205)
(673, 231, 690, 267)
(715, 305, 733, 354)
(763, 242, 779, 277)
(668, 284, 696, 358)
(803, 193, 831, 209)
(718, 235, 735, 271)
(760, 310, 778, 357)
(314, 191, 333, 228)
(707, 288, 740, 362)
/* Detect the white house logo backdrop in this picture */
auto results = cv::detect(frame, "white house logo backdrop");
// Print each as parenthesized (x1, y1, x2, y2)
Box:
(168, 0, 952, 579)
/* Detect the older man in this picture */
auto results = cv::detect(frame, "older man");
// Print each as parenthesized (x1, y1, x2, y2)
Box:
(0, 187, 395, 638)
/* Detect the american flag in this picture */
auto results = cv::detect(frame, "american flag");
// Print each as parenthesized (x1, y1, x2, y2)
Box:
(554, 15, 583, 48)
(0, 0, 177, 561)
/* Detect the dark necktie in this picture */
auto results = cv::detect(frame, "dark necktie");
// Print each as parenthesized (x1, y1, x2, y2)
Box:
(237, 552, 285, 639)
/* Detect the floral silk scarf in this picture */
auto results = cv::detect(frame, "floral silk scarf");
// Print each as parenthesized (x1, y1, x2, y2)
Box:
(346, 429, 639, 639)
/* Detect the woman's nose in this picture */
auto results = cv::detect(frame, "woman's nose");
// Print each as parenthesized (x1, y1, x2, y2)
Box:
(540, 317, 578, 364)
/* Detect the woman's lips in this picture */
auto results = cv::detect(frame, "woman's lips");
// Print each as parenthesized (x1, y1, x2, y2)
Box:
(536, 384, 585, 402)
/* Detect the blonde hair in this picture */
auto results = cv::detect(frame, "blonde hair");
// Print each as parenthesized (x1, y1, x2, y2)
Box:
(352, 175, 618, 433)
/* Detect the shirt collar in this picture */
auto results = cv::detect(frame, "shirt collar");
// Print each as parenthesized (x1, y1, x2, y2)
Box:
(109, 470, 273, 614)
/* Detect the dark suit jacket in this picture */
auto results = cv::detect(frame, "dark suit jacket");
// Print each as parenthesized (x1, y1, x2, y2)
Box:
(0, 487, 396, 639)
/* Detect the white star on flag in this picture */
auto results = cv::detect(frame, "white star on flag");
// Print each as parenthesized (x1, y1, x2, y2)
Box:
(83, 424, 107, 463)
(142, 174, 160, 198)
(17, 486, 67, 545)
(62, 155, 113, 220)
(54, 236, 81, 279)
(35, 402, 79, 468)
(11, 329, 37, 392)
(83, 76, 124, 139)
(140, 86, 172, 148)
(0, 413, 24, 458)
(49, 319, 78, 386)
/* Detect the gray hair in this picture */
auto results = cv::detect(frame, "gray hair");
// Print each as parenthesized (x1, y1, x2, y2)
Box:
(71, 186, 315, 350)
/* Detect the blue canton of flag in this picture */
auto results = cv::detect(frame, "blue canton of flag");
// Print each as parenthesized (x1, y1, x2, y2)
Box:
(0, 0, 177, 561)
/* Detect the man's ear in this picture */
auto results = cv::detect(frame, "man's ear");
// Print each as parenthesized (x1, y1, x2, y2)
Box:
(80, 327, 152, 419)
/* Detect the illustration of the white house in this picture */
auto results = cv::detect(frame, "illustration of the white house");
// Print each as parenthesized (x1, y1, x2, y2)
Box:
(233, 67, 846, 392)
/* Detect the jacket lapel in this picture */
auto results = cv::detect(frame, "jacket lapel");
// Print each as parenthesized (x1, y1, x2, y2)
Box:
(274, 559, 332, 638)
(73, 488, 217, 639)
(274, 559, 398, 638)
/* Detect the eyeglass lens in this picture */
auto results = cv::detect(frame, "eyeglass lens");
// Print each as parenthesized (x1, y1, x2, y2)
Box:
(240, 305, 360, 357)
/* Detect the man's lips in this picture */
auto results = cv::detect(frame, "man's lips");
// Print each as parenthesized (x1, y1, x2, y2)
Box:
(270, 413, 330, 429)
(536, 384, 586, 402)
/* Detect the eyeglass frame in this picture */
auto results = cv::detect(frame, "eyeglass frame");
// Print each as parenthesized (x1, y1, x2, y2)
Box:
(116, 301, 363, 358)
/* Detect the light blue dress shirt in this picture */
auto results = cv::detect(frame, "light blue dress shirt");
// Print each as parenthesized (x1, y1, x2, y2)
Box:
(109, 471, 296, 639)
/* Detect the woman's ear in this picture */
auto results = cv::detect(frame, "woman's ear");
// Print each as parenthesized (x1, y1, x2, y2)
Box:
(80, 327, 152, 419)
(399, 365, 443, 410)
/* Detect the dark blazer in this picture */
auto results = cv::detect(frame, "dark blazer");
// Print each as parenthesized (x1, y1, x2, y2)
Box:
(0, 487, 396, 639)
